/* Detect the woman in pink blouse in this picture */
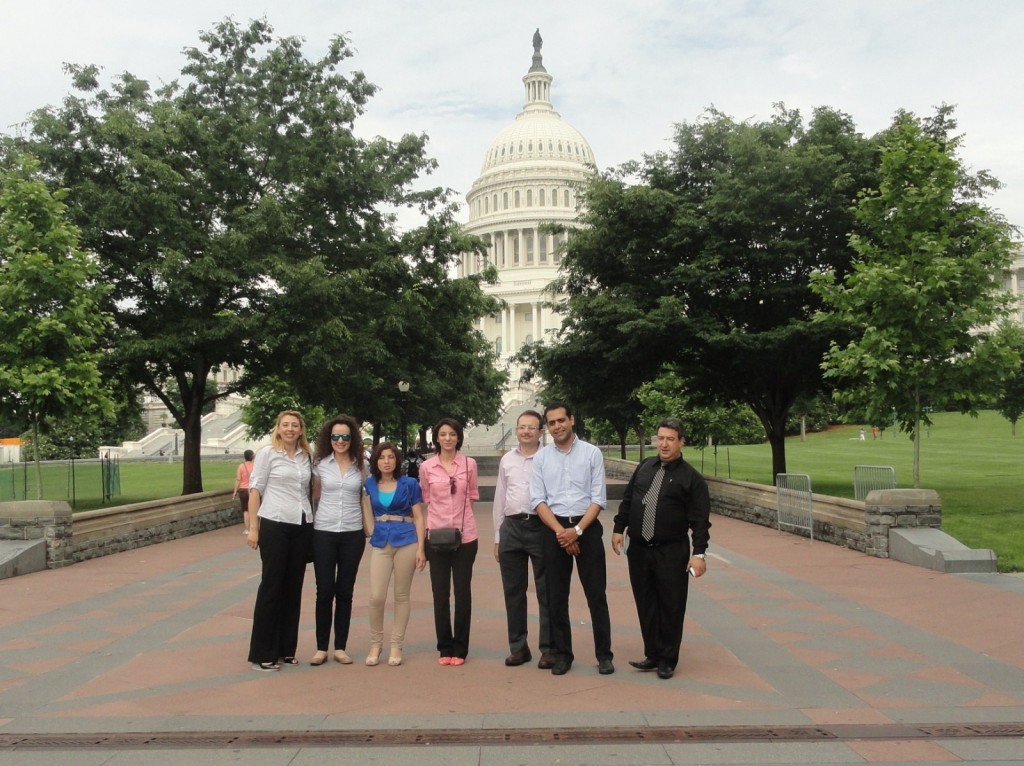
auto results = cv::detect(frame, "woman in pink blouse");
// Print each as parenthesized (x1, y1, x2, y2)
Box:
(419, 418, 479, 666)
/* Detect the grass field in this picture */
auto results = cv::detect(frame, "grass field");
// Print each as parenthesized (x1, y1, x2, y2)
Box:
(680, 409, 1024, 572)
(0, 459, 238, 511)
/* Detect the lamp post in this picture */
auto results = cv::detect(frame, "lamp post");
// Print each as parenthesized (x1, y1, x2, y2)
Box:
(397, 381, 410, 456)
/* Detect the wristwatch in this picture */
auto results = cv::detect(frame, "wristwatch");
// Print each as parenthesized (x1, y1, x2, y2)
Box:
(574, 524, 583, 537)
(693, 553, 706, 560)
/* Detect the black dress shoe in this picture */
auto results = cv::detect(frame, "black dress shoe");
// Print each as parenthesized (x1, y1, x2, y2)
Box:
(598, 658, 615, 675)
(551, 659, 572, 675)
(628, 658, 658, 671)
(504, 649, 532, 667)
(537, 652, 556, 670)
(657, 662, 674, 680)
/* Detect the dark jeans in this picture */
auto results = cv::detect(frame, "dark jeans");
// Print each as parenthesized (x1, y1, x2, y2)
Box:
(542, 517, 613, 664)
(247, 517, 311, 664)
(312, 529, 366, 651)
(426, 538, 478, 659)
(498, 515, 550, 655)
(627, 539, 690, 668)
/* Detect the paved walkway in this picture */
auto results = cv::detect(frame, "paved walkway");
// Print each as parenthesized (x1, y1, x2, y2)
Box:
(2, 503, 1023, 765)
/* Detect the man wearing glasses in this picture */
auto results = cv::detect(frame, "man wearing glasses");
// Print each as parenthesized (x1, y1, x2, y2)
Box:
(530, 401, 614, 676)
(492, 410, 554, 669)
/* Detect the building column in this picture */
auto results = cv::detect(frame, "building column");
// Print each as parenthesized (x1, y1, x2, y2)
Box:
(508, 302, 517, 357)
(502, 303, 511, 359)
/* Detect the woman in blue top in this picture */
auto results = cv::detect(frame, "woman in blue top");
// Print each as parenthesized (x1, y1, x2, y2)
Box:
(364, 442, 426, 666)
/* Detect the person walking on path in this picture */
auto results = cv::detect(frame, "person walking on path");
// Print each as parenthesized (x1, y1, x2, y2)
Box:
(233, 449, 255, 533)
(612, 417, 710, 680)
(493, 410, 553, 669)
(364, 442, 426, 667)
(419, 418, 480, 666)
(530, 401, 614, 677)
(246, 410, 314, 672)
(309, 414, 366, 667)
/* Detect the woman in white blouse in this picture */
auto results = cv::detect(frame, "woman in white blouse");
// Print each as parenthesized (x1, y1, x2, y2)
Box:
(309, 414, 367, 666)
(246, 410, 314, 672)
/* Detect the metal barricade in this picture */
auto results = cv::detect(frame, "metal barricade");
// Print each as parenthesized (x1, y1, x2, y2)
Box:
(776, 472, 813, 540)
(853, 465, 896, 501)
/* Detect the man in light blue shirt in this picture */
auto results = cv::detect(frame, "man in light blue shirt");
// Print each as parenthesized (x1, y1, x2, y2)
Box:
(530, 401, 614, 676)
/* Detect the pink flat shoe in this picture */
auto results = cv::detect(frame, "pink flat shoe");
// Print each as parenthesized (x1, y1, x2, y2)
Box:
(438, 656, 452, 665)
(448, 657, 465, 667)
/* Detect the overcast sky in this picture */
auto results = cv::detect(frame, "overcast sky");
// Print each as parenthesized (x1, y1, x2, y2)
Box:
(3, 0, 1022, 234)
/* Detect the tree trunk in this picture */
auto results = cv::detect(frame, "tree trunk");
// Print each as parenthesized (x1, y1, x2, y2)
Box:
(180, 381, 207, 495)
(912, 388, 921, 489)
(617, 426, 627, 459)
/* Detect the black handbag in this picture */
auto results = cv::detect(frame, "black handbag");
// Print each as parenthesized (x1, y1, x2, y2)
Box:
(427, 527, 461, 553)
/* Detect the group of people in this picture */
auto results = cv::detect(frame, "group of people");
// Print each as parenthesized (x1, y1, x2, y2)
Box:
(243, 402, 711, 681)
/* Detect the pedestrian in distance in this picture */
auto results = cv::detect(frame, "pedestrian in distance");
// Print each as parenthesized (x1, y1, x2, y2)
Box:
(233, 449, 255, 533)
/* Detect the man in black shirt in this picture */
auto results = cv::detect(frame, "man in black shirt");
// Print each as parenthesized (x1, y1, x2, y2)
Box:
(612, 417, 710, 679)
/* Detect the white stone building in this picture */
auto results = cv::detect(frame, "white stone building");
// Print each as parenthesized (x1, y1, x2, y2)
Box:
(457, 31, 596, 436)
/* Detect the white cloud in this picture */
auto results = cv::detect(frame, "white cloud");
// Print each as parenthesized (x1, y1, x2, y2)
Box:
(3, 0, 1022, 231)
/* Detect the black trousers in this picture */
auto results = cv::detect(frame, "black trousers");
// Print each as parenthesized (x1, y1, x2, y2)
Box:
(426, 538, 478, 659)
(498, 514, 551, 655)
(312, 529, 365, 651)
(248, 517, 312, 664)
(626, 539, 690, 668)
(542, 517, 613, 664)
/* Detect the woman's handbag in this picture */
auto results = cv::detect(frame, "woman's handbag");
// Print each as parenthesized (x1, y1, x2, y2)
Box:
(427, 527, 461, 553)
(361, 488, 374, 538)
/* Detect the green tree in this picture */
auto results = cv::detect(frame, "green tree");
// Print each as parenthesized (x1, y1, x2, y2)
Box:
(996, 323, 1024, 436)
(811, 107, 1018, 486)
(553, 106, 877, 480)
(25, 19, 458, 493)
(0, 152, 113, 495)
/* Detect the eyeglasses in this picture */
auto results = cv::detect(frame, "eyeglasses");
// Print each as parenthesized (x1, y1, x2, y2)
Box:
(517, 425, 539, 431)
(449, 476, 456, 495)
(330, 433, 352, 442)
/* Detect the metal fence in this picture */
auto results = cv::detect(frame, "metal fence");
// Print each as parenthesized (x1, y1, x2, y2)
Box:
(776, 472, 814, 540)
(1, 454, 121, 509)
(853, 464, 896, 501)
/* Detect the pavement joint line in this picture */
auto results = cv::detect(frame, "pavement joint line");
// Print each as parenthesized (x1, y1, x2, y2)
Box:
(1, 721, 1023, 750)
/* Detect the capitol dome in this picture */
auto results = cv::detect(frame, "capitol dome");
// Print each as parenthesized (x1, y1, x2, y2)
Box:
(458, 30, 597, 443)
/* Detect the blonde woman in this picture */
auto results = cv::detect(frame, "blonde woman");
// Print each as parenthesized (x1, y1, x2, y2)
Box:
(364, 442, 426, 666)
(246, 410, 313, 672)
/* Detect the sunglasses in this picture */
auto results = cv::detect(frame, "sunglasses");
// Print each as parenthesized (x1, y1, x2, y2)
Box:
(330, 433, 352, 442)
(449, 476, 456, 495)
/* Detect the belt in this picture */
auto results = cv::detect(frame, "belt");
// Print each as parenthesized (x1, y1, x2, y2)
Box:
(555, 515, 584, 526)
(378, 514, 413, 523)
(506, 513, 536, 521)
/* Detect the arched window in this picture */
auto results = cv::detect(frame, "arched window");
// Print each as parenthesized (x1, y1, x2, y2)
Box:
(503, 192, 509, 210)
(526, 189, 533, 207)
(514, 190, 520, 208)
(495, 337, 502, 355)
(539, 188, 545, 206)
(564, 189, 571, 207)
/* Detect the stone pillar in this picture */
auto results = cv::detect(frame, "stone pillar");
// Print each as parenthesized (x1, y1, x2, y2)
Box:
(863, 489, 941, 559)
(0, 501, 74, 570)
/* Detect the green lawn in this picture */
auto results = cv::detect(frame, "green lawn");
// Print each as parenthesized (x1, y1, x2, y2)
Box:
(676, 410, 1024, 572)
(0, 459, 238, 511)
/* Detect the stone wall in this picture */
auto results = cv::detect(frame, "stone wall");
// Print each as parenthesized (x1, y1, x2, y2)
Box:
(70, 491, 238, 562)
(603, 458, 941, 559)
(2, 491, 238, 570)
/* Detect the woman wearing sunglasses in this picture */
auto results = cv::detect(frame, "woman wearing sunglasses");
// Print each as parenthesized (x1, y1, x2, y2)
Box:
(364, 442, 426, 666)
(419, 417, 480, 666)
(246, 410, 314, 672)
(309, 414, 367, 666)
